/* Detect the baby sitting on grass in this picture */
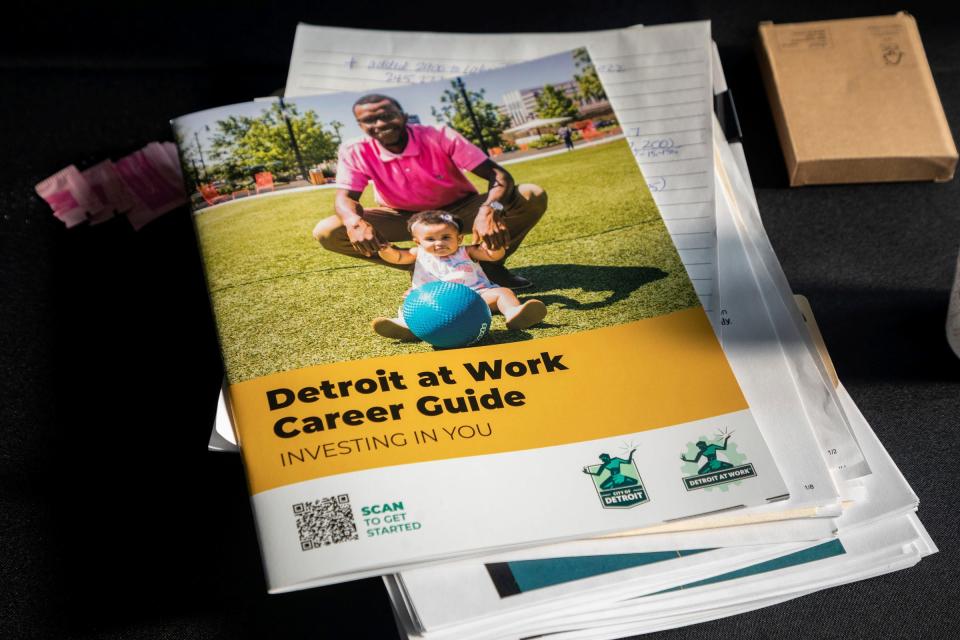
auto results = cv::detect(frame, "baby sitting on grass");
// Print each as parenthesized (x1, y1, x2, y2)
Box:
(372, 210, 547, 341)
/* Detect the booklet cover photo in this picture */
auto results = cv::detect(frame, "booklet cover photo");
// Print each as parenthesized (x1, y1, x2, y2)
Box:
(172, 49, 788, 592)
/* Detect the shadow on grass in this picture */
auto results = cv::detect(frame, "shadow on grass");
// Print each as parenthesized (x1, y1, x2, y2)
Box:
(470, 328, 533, 348)
(407, 325, 564, 351)
(513, 264, 668, 310)
(378, 264, 667, 351)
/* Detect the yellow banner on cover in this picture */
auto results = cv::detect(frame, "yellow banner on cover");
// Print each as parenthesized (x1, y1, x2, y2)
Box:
(229, 308, 748, 495)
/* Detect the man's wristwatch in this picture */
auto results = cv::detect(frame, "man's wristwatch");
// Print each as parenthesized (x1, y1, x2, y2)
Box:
(484, 201, 504, 214)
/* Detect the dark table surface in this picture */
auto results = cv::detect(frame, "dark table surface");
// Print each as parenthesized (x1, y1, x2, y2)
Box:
(2, 2, 958, 638)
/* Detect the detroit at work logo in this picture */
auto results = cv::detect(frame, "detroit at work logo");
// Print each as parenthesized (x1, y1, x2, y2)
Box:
(680, 428, 757, 492)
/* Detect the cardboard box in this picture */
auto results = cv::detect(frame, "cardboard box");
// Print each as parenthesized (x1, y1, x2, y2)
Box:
(758, 12, 957, 186)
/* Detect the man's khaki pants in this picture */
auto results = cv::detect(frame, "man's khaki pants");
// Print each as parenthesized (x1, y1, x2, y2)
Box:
(312, 184, 547, 269)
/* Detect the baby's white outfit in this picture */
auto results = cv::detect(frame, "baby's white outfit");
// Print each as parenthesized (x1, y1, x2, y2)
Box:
(411, 246, 495, 292)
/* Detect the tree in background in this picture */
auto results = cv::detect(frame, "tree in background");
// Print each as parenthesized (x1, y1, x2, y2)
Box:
(432, 81, 510, 149)
(328, 120, 345, 144)
(207, 102, 339, 184)
(207, 115, 253, 184)
(573, 47, 607, 103)
(172, 128, 201, 189)
(535, 84, 580, 119)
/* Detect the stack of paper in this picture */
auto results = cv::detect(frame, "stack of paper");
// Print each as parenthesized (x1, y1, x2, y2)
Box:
(199, 19, 934, 638)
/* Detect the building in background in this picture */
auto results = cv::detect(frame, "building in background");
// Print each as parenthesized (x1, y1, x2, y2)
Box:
(499, 80, 610, 126)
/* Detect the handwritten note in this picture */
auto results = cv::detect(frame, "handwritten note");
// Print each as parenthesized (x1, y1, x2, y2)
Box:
(284, 22, 718, 314)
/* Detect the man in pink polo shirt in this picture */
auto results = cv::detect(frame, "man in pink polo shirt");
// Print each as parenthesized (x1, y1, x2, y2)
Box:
(312, 93, 548, 289)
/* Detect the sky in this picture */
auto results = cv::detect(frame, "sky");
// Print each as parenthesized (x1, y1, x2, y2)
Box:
(171, 50, 582, 158)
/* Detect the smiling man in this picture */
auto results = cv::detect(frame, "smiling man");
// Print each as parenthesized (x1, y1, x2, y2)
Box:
(312, 93, 548, 289)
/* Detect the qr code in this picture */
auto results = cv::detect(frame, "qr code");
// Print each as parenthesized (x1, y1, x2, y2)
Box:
(292, 494, 359, 551)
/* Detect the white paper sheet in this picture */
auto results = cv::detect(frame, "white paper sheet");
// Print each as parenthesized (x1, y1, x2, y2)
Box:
(493, 517, 836, 561)
(709, 42, 869, 483)
(831, 383, 918, 529)
(517, 518, 927, 640)
(393, 511, 928, 639)
(207, 384, 235, 451)
(710, 135, 840, 511)
(399, 539, 809, 634)
(713, 115, 869, 481)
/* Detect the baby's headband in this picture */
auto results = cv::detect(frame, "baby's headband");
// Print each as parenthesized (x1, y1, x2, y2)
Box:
(438, 212, 463, 231)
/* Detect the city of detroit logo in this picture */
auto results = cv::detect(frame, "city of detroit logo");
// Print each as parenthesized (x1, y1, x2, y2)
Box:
(582, 448, 649, 509)
(680, 428, 757, 492)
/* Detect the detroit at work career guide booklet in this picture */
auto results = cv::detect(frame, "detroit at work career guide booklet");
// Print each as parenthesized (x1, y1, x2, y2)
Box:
(172, 50, 789, 593)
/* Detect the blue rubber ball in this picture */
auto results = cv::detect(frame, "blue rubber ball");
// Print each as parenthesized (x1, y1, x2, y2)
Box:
(402, 281, 491, 348)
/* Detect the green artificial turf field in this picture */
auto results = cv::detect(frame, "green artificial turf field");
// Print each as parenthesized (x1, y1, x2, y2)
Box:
(195, 139, 701, 383)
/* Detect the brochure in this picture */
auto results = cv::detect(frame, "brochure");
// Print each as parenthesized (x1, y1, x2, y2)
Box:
(172, 49, 788, 592)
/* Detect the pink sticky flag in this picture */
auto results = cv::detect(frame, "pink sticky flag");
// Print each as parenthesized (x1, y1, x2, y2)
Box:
(114, 150, 187, 230)
(35, 165, 97, 228)
(81, 160, 140, 224)
(141, 141, 183, 189)
(161, 141, 182, 177)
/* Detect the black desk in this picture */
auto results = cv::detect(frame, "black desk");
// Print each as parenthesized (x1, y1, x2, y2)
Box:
(2, 2, 957, 638)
